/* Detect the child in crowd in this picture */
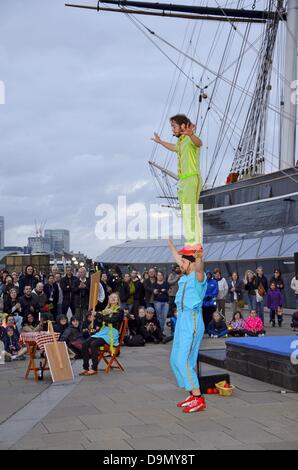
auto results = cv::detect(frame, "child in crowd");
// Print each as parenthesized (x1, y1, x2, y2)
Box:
(53, 314, 68, 337)
(167, 306, 178, 336)
(139, 307, 163, 344)
(243, 310, 265, 336)
(2, 315, 20, 338)
(290, 310, 298, 332)
(82, 311, 100, 339)
(60, 316, 83, 358)
(21, 313, 42, 333)
(228, 311, 245, 337)
(207, 311, 228, 338)
(267, 282, 283, 327)
(3, 326, 26, 361)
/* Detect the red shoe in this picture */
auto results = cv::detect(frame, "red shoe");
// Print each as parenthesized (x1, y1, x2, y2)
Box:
(176, 395, 194, 408)
(182, 395, 206, 413)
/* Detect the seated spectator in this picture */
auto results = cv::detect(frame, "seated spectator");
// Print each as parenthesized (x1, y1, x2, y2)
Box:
(60, 316, 83, 357)
(3, 326, 26, 361)
(228, 311, 245, 337)
(127, 306, 145, 336)
(207, 311, 228, 338)
(32, 283, 48, 312)
(290, 310, 298, 332)
(267, 281, 283, 327)
(19, 286, 40, 320)
(2, 314, 20, 337)
(80, 293, 124, 376)
(21, 313, 42, 333)
(53, 314, 68, 337)
(243, 310, 265, 336)
(2, 275, 17, 306)
(0, 318, 6, 342)
(38, 312, 54, 332)
(82, 311, 100, 339)
(4, 288, 22, 315)
(138, 307, 163, 344)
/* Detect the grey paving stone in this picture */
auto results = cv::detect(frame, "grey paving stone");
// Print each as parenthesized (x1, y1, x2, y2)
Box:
(190, 430, 243, 449)
(40, 430, 90, 447)
(82, 427, 131, 442)
(263, 425, 298, 441)
(83, 439, 134, 450)
(78, 412, 143, 429)
(46, 405, 99, 418)
(128, 435, 195, 450)
(130, 409, 180, 425)
(261, 441, 298, 450)
(42, 416, 88, 433)
(225, 427, 282, 444)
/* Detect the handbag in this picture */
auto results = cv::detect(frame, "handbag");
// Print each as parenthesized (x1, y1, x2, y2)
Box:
(257, 283, 266, 297)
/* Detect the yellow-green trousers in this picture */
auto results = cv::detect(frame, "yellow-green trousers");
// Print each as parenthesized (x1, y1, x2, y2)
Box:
(178, 174, 202, 245)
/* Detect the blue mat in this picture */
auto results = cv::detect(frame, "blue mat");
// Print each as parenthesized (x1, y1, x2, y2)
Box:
(225, 336, 298, 358)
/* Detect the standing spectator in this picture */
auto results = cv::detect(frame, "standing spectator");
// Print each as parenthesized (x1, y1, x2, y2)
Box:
(267, 281, 283, 327)
(11, 272, 19, 290)
(270, 269, 285, 303)
(213, 269, 228, 316)
(143, 268, 157, 308)
(54, 273, 63, 317)
(244, 270, 258, 311)
(44, 274, 59, 319)
(255, 267, 268, 323)
(228, 272, 244, 314)
(153, 271, 170, 335)
(101, 273, 112, 295)
(19, 286, 40, 320)
(117, 276, 130, 310)
(290, 274, 298, 309)
(202, 271, 218, 332)
(51, 265, 60, 277)
(32, 283, 48, 312)
(131, 270, 145, 315)
(76, 267, 90, 321)
(167, 265, 182, 315)
(1, 275, 15, 306)
(124, 273, 135, 313)
(243, 310, 265, 336)
(18, 265, 38, 296)
(61, 267, 79, 316)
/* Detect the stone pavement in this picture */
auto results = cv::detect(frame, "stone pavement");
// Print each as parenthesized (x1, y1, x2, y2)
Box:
(0, 307, 298, 450)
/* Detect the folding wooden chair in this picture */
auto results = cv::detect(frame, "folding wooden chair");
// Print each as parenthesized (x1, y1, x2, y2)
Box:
(97, 318, 128, 373)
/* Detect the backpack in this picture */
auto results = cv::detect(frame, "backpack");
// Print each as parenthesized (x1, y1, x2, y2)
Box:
(124, 334, 146, 347)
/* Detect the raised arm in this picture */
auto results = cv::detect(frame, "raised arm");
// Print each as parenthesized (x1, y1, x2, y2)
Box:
(151, 133, 176, 152)
(194, 251, 205, 283)
(167, 240, 183, 268)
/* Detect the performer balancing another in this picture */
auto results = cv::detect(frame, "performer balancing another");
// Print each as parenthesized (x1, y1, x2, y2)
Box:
(167, 239, 207, 413)
(152, 114, 203, 255)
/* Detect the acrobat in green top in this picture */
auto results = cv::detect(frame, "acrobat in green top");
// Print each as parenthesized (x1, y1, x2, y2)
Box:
(151, 114, 203, 254)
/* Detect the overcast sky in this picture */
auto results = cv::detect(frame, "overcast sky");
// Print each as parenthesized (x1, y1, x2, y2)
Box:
(0, 0, 285, 258)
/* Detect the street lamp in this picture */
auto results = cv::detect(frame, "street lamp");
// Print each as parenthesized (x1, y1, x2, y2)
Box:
(79, 262, 84, 267)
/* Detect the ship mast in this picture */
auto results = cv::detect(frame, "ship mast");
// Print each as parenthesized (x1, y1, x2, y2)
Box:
(280, 0, 298, 169)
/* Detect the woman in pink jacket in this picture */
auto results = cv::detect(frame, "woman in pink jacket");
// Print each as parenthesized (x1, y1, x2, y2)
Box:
(243, 310, 266, 337)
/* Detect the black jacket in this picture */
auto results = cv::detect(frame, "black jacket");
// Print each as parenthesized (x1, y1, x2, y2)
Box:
(3, 298, 22, 315)
(97, 309, 124, 331)
(44, 283, 59, 306)
(18, 274, 38, 296)
(132, 279, 145, 303)
(75, 277, 90, 309)
(244, 278, 258, 295)
(256, 275, 268, 293)
(60, 324, 82, 344)
(61, 275, 79, 304)
(19, 295, 40, 318)
(117, 281, 130, 303)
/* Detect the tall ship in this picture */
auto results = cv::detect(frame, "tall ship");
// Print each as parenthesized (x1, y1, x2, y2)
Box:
(67, 1, 298, 306)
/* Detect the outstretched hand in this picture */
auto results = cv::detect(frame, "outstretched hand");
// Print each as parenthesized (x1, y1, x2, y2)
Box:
(180, 122, 196, 136)
(151, 132, 162, 144)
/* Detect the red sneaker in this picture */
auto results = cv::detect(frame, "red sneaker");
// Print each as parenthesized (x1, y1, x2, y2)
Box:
(182, 396, 206, 413)
(176, 395, 194, 408)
